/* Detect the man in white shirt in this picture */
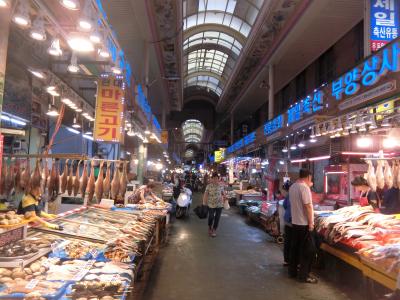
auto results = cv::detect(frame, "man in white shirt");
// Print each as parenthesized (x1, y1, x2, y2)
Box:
(288, 169, 317, 283)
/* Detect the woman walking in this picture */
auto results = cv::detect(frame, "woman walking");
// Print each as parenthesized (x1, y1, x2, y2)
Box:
(203, 172, 225, 237)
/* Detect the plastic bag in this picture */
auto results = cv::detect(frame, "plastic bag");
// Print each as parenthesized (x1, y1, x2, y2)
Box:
(224, 200, 230, 210)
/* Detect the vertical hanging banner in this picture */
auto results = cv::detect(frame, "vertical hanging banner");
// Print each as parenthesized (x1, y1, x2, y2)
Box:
(0, 135, 3, 180)
(161, 130, 169, 144)
(370, 0, 399, 52)
(94, 76, 125, 143)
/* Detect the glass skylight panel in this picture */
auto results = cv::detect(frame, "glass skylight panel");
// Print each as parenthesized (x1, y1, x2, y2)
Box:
(183, 0, 261, 97)
(182, 119, 204, 143)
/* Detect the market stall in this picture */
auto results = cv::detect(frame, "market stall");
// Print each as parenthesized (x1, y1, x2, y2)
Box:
(0, 203, 170, 300)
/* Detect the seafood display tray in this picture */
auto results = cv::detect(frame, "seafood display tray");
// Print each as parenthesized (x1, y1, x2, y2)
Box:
(0, 248, 51, 268)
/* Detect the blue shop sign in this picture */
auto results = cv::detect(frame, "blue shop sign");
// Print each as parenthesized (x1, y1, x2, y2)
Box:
(264, 115, 283, 135)
(137, 85, 152, 121)
(243, 132, 256, 146)
(287, 90, 324, 125)
(97, 0, 132, 86)
(152, 115, 162, 133)
(331, 41, 400, 100)
(227, 132, 256, 154)
(370, 0, 399, 51)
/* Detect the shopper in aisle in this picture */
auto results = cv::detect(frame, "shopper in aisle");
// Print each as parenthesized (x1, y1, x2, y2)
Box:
(288, 169, 317, 284)
(203, 172, 225, 237)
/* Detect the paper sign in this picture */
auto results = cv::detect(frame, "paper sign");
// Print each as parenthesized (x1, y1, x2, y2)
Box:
(94, 76, 125, 143)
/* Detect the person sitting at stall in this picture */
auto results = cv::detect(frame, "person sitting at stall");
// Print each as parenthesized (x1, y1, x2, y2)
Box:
(261, 189, 268, 201)
(17, 184, 61, 230)
(351, 176, 379, 210)
(130, 181, 162, 204)
(274, 190, 285, 201)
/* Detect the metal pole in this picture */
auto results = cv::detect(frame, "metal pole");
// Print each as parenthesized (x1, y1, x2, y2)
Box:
(230, 114, 234, 145)
(268, 64, 274, 120)
(364, 0, 371, 57)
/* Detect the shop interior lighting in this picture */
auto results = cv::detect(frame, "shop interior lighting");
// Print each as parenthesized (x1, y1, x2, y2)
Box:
(310, 126, 315, 138)
(75, 104, 83, 112)
(1, 113, 27, 126)
(350, 124, 357, 134)
(356, 114, 364, 127)
(383, 137, 398, 148)
(290, 143, 297, 150)
(328, 121, 335, 134)
(67, 32, 94, 52)
(359, 124, 367, 132)
(298, 140, 305, 148)
(308, 155, 330, 161)
(291, 158, 307, 163)
(61, 97, 72, 105)
(12, 1, 31, 27)
(90, 25, 102, 44)
(111, 60, 122, 75)
(344, 116, 351, 130)
(98, 34, 111, 58)
(356, 136, 372, 148)
(309, 137, 317, 143)
(320, 123, 327, 136)
(334, 132, 341, 138)
(28, 69, 46, 79)
(365, 113, 373, 125)
(83, 134, 93, 141)
(72, 116, 81, 128)
(335, 117, 343, 132)
(145, 128, 151, 135)
(48, 38, 63, 56)
(30, 15, 46, 41)
(78, 0, 93, 31)
(315, 125, 321, 137)
(0, 0, 9, 8)
(59, 0, 80, 10)
(381, 117, 391, 127)
(143, 137, 149, 143)
(127, 128, 135, 136)
(67, 127, 79, 134)
(68, 53, 79, 73)
(279, 160, 285, 165)
(342, 129, 349, 136)
(282, 146, 288, 153)
(85, 122, 92, 135)
(369, 116, 377, 130)
(46, 97, 59, 117)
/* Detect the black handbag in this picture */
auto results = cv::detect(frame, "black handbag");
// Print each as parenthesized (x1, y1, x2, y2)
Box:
(194, 205, 208, 219)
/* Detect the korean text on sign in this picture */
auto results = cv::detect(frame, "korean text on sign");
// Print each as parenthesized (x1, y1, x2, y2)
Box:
(94, 77, 125, 143)
(287, 90, 324, 125)
(370, 0, 399, 51)
(332, 41, 400, 100)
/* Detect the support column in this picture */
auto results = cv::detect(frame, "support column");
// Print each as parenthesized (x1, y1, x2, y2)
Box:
(0, 5, 12, 180)
(364, 0, 371, 57)
(230, 114, 234, 145)
(137, 142, 148, 184)
(143, 42, 150, 98)
(268, 65, 274, 120)
(162, 107, 166, 129)
(0, 4, 11, 118)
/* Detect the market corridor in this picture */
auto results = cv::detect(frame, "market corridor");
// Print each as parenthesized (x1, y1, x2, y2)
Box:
(143, 193, 358, 300)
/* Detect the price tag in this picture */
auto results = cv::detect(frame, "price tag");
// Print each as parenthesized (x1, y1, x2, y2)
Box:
(72, 260, 95, 281)
(25, 279, 39, 289)
(111, 274, 121, 283)
(89, 248, 98, 258)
